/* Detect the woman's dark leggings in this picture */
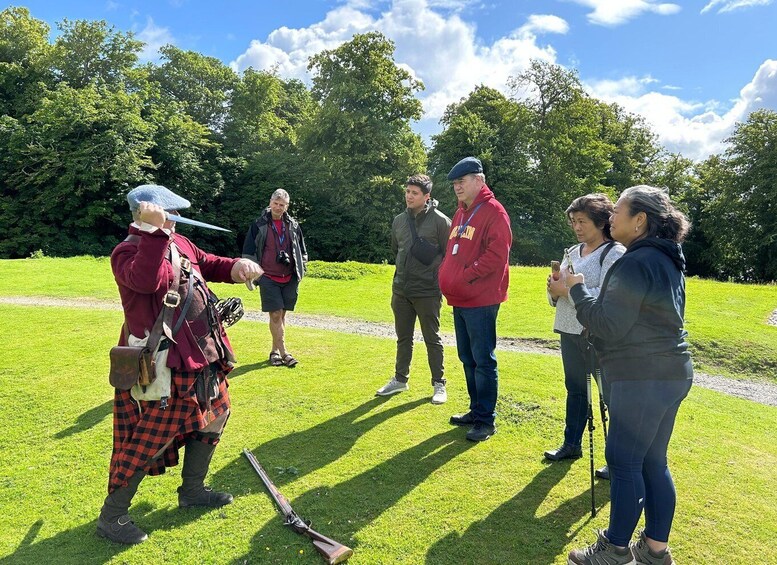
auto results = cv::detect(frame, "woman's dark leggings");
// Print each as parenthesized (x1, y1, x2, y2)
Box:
(605, 378, 692, 547)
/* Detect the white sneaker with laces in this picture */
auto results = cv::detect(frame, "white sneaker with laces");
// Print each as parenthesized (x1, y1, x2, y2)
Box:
(376, 378, 409, 396)
(431, 382, 447, 404)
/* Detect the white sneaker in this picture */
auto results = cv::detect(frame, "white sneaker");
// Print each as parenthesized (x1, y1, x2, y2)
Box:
(431, 382, 447, 404)
(376, 378, 409, 396)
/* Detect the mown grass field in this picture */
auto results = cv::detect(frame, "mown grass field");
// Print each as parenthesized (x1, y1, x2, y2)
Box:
(1, 257, 776, 564)
(1, 256, 776, 381)
(1, 304, 776, 565)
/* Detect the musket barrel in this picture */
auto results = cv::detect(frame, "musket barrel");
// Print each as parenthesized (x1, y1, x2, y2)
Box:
(242, 448, 353, 564)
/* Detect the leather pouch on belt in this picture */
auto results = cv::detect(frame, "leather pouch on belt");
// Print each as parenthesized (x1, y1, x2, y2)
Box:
(109, 346, 154, 390)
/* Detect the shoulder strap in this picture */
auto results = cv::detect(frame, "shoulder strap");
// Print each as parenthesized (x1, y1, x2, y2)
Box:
(599, 241, 616, 267)
(407, 213, 419, 241)
(119, 234, 183, 352)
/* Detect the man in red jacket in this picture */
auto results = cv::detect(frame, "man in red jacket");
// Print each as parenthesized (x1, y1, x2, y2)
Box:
(98, 184, 263, 544)
(438, 157, 512, 441)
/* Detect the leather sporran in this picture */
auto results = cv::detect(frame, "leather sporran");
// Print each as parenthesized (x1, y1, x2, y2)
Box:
(109, 346, 153, 390)
(128, 334, 171, 402)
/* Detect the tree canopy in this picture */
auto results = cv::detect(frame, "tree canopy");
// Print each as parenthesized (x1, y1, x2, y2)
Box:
(1, 8, 776, 281)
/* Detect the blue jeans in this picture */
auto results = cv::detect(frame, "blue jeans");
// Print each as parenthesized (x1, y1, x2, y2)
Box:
(452, 305, 500, 426)
(605, 377, 692, 547)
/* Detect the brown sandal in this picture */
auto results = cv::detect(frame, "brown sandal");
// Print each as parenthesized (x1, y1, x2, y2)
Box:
(281, 353, 298, 368)
(269, 352, 283, 366)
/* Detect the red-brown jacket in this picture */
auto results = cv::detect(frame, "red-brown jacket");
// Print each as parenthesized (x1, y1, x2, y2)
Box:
(111, 225, 239, 372)
(438, 184, 512, 307)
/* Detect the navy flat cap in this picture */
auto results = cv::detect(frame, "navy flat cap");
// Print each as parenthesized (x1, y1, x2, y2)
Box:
(446, 157, 483, 180)
(127, 184, 191, 212)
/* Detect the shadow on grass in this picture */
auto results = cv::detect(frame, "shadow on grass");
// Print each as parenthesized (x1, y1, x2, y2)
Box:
(54, 400, 113, 439)
(0, 501, 205, 565)
(0, 397, 441, 564)
(232, 428, 475, 564)
(227, 396, 429, 488)
(227, 359, 274, 378)
(425, 462, 610, 565)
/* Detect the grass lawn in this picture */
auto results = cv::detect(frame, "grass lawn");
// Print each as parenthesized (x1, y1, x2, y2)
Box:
(1, 256, 776, 381)
(1, 305, 775, 564)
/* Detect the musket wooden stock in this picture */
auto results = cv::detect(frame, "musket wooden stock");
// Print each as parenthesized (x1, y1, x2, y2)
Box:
(243, 448, 353, 564)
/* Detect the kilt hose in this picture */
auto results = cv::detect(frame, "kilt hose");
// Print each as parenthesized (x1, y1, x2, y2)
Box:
(108, 369, 231, 494)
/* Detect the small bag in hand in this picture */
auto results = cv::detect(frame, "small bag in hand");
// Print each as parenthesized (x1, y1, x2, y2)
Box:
(407, 213, 439, 266)
(109, 345, 154, 390)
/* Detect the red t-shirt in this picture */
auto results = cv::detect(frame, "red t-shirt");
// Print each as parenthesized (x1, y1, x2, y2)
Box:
(260, 219, 293, 283)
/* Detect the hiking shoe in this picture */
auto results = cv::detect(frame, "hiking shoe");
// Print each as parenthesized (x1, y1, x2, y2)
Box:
(178, 486, 234, 508)
(631, 530, 675, 565)
(431, 382, 447, 404)
(375, 378, 409, 396)
(544, 443, 583, 461)
(568, 530, 635, 565)
(96, 514, 148, 544)
(449, 412, 476, 426)
(595, 464, 610, 480)
(466, 422, 496, 442)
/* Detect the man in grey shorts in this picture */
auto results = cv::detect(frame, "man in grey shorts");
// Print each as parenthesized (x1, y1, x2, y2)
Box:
(242, 189, 308, 367)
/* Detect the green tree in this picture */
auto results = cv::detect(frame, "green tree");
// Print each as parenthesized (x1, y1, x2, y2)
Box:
(428, 86, 534, 259)
(50, 18, 141, 89)
(508, 61, 615, 263)
(301, 32, 426, 261)
(0, 7, 53, 117)
(599, 104, 662, 190)
(223, 69, 293, 156)
(701, 110, 777, 281)
(149, 45, 238, 131)
(217, 72, 316, 255)
(0, 84, 154, 258)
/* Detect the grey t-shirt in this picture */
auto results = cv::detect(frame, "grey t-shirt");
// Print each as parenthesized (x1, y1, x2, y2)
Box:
(549, 242, 625, 335)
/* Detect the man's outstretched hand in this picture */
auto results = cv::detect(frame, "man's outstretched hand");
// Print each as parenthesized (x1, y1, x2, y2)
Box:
(231, 259, 263, 283)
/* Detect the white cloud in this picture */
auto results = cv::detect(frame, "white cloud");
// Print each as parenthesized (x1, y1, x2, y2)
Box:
(135, 17, 175, 62)
(701, 0, 772, 14)
(567, 0, 681, 26)
(517, 14, 570, 38)
(586, 60, 777, 160)
(231, 0, 559, 122)
(229, 0, 776, 160)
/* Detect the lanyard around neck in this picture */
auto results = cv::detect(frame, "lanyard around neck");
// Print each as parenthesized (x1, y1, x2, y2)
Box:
(456, 203, 484, 240)
(271, 219, 286, 245)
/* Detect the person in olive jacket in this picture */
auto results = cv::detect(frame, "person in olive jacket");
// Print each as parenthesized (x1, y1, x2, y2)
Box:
(376, 174, 452, 404)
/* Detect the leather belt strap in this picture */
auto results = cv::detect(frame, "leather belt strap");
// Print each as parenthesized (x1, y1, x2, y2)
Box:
(121, 235, 183, 353)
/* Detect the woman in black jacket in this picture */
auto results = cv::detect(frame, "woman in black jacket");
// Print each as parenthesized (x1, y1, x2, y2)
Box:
(565, 186, 692, 565)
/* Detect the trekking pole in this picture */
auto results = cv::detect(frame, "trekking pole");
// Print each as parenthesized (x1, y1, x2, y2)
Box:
(595, 368, 608, 443)
(587, 371, 596, 518)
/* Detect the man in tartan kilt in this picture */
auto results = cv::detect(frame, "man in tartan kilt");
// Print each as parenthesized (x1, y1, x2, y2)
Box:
(97, 185, 263, 544)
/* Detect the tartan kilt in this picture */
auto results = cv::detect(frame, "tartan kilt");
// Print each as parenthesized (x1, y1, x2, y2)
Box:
(108, 368, 231, 494)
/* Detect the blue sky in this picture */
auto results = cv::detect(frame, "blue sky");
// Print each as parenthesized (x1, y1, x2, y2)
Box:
(14, 0, 777, 160)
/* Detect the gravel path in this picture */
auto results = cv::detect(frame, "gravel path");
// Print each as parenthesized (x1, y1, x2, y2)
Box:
(3, 295, 776, 407)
